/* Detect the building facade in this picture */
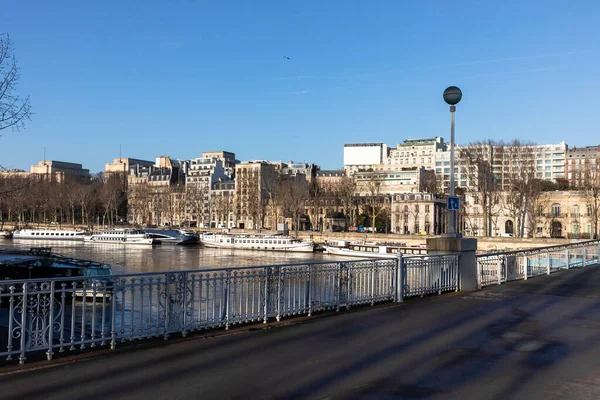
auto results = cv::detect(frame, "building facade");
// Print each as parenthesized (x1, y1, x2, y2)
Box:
(386, 137, 446, 171)
(566, 145, 600, 188)
(30, 160, 90, 182)
(201, 151, 238, 179)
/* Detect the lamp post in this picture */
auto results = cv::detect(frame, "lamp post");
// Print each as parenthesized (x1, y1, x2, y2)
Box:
(443, 86, 462, 236)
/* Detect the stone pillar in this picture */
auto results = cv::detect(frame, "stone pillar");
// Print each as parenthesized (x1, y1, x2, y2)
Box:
(427, 236, 478, 291)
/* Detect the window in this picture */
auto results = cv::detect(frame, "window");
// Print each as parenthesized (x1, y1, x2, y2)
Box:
(573, 205, 579, 217)
(425, 205, 430, 213)
(552, 203, 561, 217)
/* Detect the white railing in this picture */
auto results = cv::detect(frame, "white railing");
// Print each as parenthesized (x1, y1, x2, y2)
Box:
(476, 240, 600, 288)
(0, 254, 459, 364)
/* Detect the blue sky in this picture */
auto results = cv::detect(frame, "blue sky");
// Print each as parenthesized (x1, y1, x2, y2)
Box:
(2, 0, 599, 173)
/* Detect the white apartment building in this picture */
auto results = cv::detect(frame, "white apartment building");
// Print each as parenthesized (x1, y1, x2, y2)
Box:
(386, 137, 446, 171)
(435, 141, 567, 192)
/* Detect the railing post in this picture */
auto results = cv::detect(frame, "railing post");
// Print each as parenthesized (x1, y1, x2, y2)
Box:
(582, 245, 587, 267)
(565, 249, 570, 269)
(497, 258, 502, 285)
(523, 255, 528, 280)
(276, 266, 282, 322)
(19, 282, 28, 365)
(307, 265, 312, 317)
(263, 267, 269, 324)
(546, 251, 551, 275)
(396, 253, 404, 302)
(370, 261, 376, 306)
(336, 262, 343, 312)
(46, 281, 55, 361)
(224, 270, 230, 330)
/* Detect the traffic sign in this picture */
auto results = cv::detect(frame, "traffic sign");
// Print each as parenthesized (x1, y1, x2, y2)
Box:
(447, 196, 460, 211)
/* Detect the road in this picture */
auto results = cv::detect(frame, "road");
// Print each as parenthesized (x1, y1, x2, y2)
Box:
(1, 265, 600, 399)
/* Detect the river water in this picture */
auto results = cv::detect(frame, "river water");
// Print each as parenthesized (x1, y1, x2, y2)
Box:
(0, 240, 354, 274)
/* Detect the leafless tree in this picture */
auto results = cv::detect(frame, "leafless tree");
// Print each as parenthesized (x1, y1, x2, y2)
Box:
(0, 34, 32, 134)
(579, 163, 600, 239)
(334, 176, 356, 230)
(459, 140, 502, 236)
(358, 174, 386, 233)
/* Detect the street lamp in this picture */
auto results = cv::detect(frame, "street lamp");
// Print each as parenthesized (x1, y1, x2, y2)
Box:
(443, 86, 462, 236)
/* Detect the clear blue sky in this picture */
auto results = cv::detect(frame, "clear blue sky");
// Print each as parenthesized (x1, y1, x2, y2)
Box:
(2, 0, 599, 173)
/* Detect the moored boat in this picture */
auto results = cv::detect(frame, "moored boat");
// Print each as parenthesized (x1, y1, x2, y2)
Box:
(0, 231, 12, 239)
(142, 229, 198, 245)
(12, 228, 86, 241)
(84, 228, 157, 245)
(200, 232, 314, 253)
(323, 240, 427, 258)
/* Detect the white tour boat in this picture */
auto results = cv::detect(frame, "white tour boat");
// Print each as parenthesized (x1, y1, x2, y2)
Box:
(323, 240, 427, 258)
(200, 232, 314, 253)
(84, 228, 157, 245)
(12, 229, 86, 241)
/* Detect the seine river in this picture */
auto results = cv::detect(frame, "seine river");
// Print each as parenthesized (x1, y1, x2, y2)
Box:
(0, 240, 354, 274)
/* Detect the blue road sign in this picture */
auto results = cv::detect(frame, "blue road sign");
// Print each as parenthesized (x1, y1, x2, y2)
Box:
(447, 196, 460, 211)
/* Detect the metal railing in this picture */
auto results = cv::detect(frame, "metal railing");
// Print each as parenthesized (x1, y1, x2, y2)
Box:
(476, 240, 600, 288)
(0, 254, 459, 364)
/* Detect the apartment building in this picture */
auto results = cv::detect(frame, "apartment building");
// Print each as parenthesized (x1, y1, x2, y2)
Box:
(386, 137, 446, 171)
(234, 161, 278, 230)
(566, 145, 600, 188)
(201, 151, 238, 179)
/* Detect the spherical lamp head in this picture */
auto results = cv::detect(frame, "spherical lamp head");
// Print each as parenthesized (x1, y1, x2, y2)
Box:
(443, 86, 462, 105)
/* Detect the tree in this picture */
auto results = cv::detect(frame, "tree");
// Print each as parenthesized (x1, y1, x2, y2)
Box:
(0, 34, 32, 134)
(334, 176, 356, 230)
(580, 163, 600, 240)
(358, 174, 386, 233)
(503, 140, 537, 237)
(459, 140, 502, 236)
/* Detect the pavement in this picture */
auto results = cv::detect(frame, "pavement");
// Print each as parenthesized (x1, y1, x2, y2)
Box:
(1, 265, 600, 400)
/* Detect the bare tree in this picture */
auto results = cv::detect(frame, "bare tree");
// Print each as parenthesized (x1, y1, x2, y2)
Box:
(459, 140, 502, 236)
(358, 174, 386, 233)
(334, 176, 356, 230)
(580, 163, 600, 239)
(0, 34, 32, 134)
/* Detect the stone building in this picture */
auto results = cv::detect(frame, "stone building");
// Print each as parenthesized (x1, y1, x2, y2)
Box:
(210, 180, 235, 229)
(390, 192, 447, 235)
(234, 161, 278, 230)
(186, 157, 227, 228)
(30, 160, 90, 182)
(566, 145, 600, 188)
(201, 151, 238, 179)
(104, 158, 154, 180)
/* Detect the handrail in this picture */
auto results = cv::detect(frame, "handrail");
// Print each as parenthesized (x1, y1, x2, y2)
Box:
(476, 239, 600, 258)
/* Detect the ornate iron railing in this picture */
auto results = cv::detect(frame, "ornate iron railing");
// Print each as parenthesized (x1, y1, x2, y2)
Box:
(476, 240, 600, 288)
(0, 255, 459, 364)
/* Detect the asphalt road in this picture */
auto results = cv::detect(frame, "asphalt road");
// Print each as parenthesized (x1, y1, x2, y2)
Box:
(2, 266, 600, 400)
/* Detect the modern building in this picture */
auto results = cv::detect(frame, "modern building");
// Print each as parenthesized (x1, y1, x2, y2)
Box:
(435, 141, 568, 192)
(354, 167, 431, 195)
(566, 145, 600, 188)
(343, 143, 388, 175)
(30, 160, 90, 182)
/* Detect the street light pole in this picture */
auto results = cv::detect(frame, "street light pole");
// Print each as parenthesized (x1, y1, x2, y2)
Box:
(443, 86, 463, 237)
(449, 104, 456, 234)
